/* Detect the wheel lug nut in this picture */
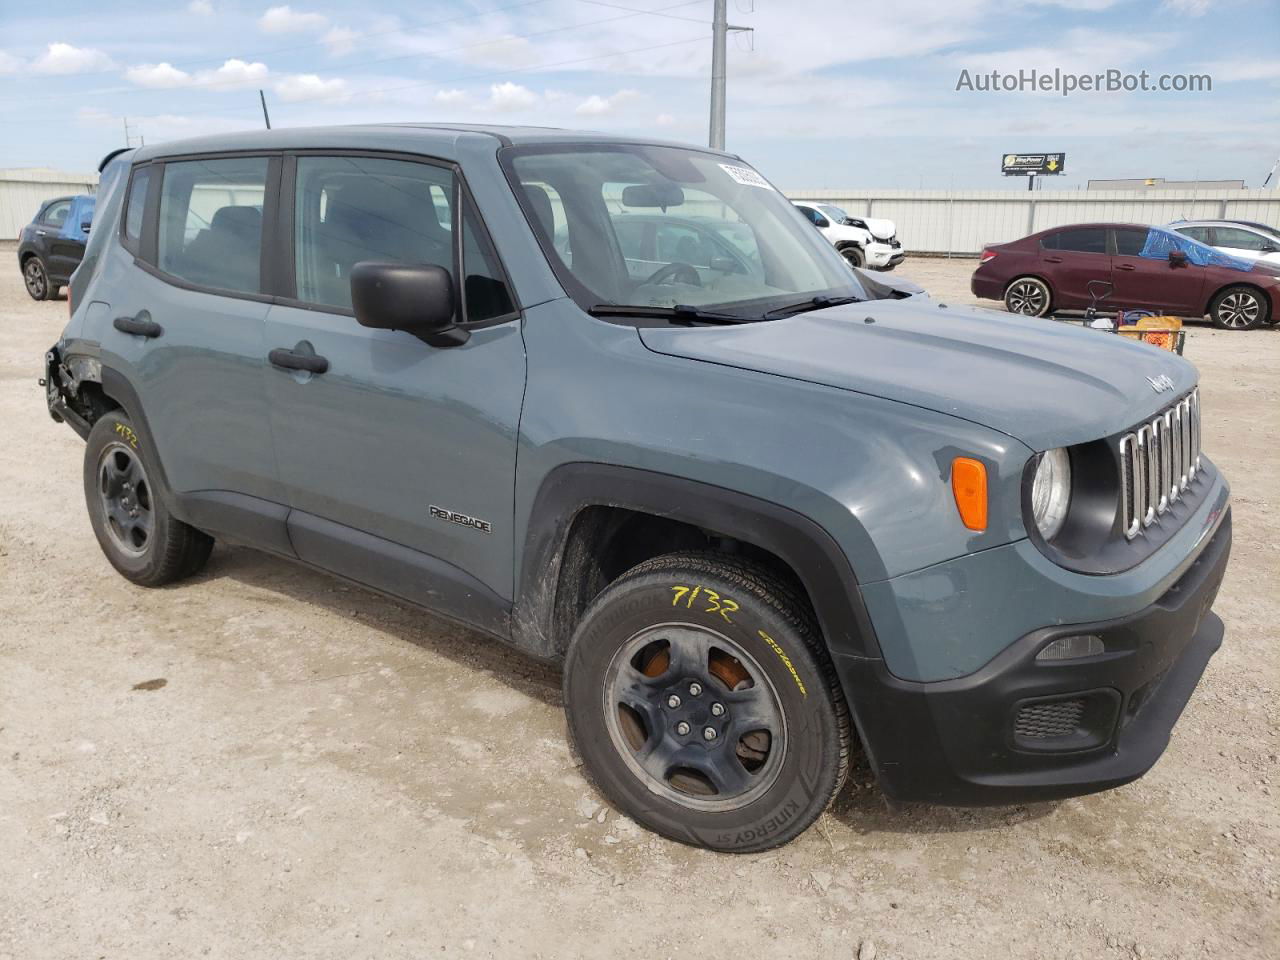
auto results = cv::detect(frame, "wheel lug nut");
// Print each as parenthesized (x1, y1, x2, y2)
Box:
(666, 694, 681, 709)
(710, 702, 725, 717)
(702, 727, 718, 741)
(688, 682, 703, 696)
(675, 721, 691, 736)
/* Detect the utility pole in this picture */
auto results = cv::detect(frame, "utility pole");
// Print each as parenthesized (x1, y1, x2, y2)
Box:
(122, 117, 142, 148)
(708, 0, 752, 151)
(259, 89, 272, 130)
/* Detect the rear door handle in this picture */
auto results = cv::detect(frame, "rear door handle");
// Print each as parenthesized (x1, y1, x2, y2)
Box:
(36, 229, 47, 236)
(1117, 264, 1136, 271)
(269, 348, 329, 374)
(113, 314, 163, 338)
(1043, 256, 1063, 263)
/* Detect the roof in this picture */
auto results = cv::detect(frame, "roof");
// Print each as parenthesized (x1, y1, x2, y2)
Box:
(127, 123, 733, 164)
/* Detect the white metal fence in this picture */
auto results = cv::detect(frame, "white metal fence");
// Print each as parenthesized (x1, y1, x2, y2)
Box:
(787, 188, 1280, 256)
(0, 169, 98, 238)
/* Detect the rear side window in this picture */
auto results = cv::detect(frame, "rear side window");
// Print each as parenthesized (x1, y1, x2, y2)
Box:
(1113, 228, 1150, 257)
(157, 157, 268, 294)
(294, 155, 513, 322)
(1213, 226, 1271, 252)
(123, 167, 152, 250)
(1044, 228, 1107, 254)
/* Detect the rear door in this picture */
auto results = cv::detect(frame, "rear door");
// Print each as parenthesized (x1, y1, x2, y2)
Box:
(1038, 226, 1111, 309)
(263, 152, 525, 607)
(1110, 226, 1206, 314)
(38, 198, 77, 280)
(100, 156, 286, 515)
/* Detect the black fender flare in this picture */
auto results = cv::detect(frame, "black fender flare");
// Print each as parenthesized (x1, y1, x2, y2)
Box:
(510, 463, 884, 665)
(99, 364, 179, 511)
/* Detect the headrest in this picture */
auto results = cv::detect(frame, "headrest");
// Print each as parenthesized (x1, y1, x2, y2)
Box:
(210, 205, 261, 237)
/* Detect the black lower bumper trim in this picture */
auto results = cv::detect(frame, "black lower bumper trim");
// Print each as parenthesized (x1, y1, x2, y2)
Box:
(838, 509, 1231, 805)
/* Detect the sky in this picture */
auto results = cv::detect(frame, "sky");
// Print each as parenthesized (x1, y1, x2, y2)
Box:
(0, 0, 1277, 190)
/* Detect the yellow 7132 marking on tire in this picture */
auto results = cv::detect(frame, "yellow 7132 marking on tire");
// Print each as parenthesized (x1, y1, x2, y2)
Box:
(757, 630, 807, 697)
(113, 422, 139, 449)
(670, 584, 739, 623)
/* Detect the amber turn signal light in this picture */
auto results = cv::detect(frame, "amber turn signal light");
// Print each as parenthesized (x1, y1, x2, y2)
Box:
(951, 457, 988, 531)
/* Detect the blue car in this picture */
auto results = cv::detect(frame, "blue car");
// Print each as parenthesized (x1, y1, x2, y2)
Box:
(18, 193, 95, 300)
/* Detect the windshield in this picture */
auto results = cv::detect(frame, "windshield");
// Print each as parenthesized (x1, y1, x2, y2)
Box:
(503, 143, 864, 317)
(816, 203, 851, 222)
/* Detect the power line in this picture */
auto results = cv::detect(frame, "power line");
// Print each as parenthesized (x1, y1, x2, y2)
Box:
(573, 0, 711, 24)
(0, 0, 707, 107)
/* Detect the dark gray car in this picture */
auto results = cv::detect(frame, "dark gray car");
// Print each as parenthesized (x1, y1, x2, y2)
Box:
(44, 125, 1231, 851)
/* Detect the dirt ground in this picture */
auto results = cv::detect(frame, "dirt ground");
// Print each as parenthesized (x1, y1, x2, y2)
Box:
(1, 244, 1276, 960)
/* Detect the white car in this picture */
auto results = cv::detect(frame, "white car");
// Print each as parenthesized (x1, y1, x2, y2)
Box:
(1167, 220, 1280, 266)
(792, 200, 905, 271)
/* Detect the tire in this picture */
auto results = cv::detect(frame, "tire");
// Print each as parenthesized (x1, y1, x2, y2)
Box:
(1004, 276, 1052, 317)
(22, 256, 51, 301)
(563, 552, 851, 853)
(1208, 285, 1268, 330)
(83, 411, 214, 586)
(838, 245, 864, 269)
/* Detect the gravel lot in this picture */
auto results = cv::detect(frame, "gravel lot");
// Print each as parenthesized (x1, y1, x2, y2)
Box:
(1, 243, 1276, 959)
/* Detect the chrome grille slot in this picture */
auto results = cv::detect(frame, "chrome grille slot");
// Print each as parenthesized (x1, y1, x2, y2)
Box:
(1116, 388, 1201, 541)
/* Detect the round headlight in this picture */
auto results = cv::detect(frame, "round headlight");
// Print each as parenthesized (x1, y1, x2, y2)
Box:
(1030, 448, 1072, 540)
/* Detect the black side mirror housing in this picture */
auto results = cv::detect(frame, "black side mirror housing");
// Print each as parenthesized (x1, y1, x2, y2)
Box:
(350, 261, 468, 347)
(1168, 250, 1188, 266)
(813, 215, 830, 228)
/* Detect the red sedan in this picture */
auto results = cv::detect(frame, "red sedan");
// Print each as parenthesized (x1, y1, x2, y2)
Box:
(971, 222, 1280, 330)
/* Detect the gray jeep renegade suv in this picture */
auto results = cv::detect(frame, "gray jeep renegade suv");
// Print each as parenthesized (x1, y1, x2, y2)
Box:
(45, 126, 1231, 852)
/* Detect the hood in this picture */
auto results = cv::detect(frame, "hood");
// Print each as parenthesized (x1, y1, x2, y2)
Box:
(638, 299, 1197, 451)
(856, 216, 896, 241)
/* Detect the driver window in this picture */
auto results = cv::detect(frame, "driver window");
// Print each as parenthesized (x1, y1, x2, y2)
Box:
(1214, 227, 1269, 252)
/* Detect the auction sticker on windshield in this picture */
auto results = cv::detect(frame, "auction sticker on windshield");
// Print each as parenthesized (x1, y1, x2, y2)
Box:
(719, 163, 775, 190)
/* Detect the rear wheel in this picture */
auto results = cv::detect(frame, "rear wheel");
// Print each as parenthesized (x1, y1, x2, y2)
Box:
(1208, 285, 1268, 330)
(83, 412, 214, 586)
(563, 552, 850, 852)
(23, 256, 50, 301)
(1004, 276, 1052, 317)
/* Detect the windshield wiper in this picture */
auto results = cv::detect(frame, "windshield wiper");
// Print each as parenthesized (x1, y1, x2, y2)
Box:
(762, 294, 861, 319)
(587, 303, 752, 325)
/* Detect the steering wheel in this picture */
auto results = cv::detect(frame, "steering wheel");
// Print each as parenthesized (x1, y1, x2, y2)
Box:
(644, 262, 701, 286)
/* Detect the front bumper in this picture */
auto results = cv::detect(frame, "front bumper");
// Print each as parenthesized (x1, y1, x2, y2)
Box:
(864, 243, 904, 269)
(837, 509, 1230, 805)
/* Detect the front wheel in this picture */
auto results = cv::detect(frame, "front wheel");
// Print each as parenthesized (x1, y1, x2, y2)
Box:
(1004, 276, 1052, 317)
(563, 553, 851, 852)
(1209, 285, 1268, 330)
(839, 245, 864, 269)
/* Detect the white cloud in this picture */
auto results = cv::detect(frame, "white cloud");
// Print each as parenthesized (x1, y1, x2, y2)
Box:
(575, 89, 639, 116)
(274, 73, 348, 101)
(197, 58, 269, 88)
(259, 5, 328, 33)
(655, 113, 676, 126)
(125, 62, 193, 88)
(188, 0, 214, 14)
(433, 88, 469, 105)
(322, 27, 357, 55)
(488, 81, 537, 112)
(0, 51, 22, 74)
(32, 42, 114, 75)
(1163, 0, 1211, 14)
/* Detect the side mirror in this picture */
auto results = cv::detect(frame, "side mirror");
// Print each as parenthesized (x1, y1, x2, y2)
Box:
(1168, 249, 1188, 266)
(350, 262, 467, 347)
(708, 256, 743, 274)
(80, 221, 92, 234)
(813, 215, 830, 228)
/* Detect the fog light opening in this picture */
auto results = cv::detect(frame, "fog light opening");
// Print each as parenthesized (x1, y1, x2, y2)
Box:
(1036, 634, 1104, 661)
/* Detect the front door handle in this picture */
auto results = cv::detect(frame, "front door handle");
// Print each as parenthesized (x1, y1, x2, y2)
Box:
(1117, 264, 1136, 271)
(113, 313, 163, 338)
(269, 348, 329, 374)
(1043, 256, 1063, 263)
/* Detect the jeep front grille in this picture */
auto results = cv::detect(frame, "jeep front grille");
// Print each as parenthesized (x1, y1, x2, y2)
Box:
(1118, 389, 1201, 540)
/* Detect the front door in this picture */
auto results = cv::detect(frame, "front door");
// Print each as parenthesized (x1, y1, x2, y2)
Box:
(1110, 226, 1206, 315)
(1038, 226, 1112, 310)
(263, 154, 525, 607)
